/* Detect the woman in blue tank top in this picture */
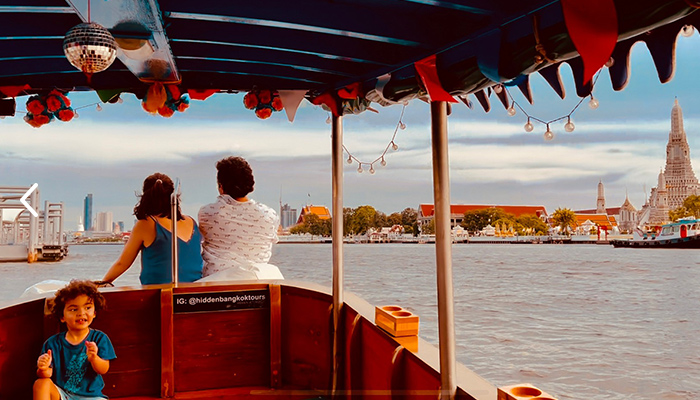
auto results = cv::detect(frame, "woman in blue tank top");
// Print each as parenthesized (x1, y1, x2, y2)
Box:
(100, 173, 203, 285)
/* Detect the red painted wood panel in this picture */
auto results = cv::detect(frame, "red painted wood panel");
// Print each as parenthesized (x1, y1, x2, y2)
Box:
(280, 286, 332, 390)
(0, 299, 46, 400)
(173, 309, 270, 391)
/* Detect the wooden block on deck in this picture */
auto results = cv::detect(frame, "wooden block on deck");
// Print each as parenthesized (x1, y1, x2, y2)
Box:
(497, 383, 557, 400)
(374, 305, 419, 337)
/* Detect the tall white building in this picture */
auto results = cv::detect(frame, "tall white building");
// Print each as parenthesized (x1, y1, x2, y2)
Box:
(95, 211, 113, 233)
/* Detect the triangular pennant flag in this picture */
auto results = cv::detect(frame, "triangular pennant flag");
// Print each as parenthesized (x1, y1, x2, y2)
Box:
(278, 90, 307, 122)
(337, 82, 362, 99)
(414, 55, 457, 103)
(561, 0, 618, 85)
(188, 89, 218, 101)
(96, 89, 123, 103)
(0, 84, 30, 98)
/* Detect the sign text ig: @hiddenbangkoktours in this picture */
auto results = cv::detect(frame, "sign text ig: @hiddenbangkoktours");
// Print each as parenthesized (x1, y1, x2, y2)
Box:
(173, 290, 269, 313)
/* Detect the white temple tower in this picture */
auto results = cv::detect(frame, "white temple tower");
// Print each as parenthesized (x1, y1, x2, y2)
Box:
(663, 99, 700, 209)
(596, 180, 606, 214)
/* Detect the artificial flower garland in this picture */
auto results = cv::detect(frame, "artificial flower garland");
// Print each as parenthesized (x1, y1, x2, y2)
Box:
(141, 83, 190, 117)
(24, 90, 75, 128)
(243, 89, 283, 119)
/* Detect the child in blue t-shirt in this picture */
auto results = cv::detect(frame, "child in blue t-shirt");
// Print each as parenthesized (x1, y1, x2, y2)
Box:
(34, 280, 116, 400)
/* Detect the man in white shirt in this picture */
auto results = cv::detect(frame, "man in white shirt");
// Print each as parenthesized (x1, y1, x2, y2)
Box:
(198, 156, 279, 278)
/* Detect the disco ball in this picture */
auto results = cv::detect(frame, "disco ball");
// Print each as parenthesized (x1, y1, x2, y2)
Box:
(63, 22, 117, 74)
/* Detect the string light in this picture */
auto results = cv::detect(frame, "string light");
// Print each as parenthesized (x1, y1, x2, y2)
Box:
(342, 103, 407, 174)
(96, 104, 102, 111)
(504, 70, 601, 141)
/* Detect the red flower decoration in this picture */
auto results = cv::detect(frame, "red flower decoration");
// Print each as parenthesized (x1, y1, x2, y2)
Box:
(255, 107, 272, 119)
(34, 114, 50, 125)
(27, 99, 45, 115)
(177, 102, 189, 112)
(46, 95, 62, 113)
(258, 90, 272, 104)
(158, 105, 175, 118)
(57, 109, 74, 122)
(243, 92, 258, 110)
(271, 96, 283, 111)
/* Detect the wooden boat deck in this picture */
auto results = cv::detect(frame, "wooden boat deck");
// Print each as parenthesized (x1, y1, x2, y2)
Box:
(0, 281, 495, 400)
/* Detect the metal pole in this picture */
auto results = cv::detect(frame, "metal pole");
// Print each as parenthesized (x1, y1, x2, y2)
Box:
(58, 202, 64, 246)
(430, 101, 456, 399)
(170, 179, 180, 287)
(331, 114, 344, 393)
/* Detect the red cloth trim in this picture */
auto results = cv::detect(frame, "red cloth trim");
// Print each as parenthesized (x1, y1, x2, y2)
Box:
(414, 55, 457, 103)
(337, 82, 362, 99)
(0, 84, 30, 98)
(187, 89, 218, 100)
(561, 0, 618, 85)
(311, 92, 340, 116)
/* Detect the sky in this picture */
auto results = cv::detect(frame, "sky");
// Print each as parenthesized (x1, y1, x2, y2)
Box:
(2, 34, 700, 230)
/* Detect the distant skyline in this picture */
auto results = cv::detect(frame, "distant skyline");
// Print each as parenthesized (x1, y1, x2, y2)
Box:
(3, 35, 700, 229)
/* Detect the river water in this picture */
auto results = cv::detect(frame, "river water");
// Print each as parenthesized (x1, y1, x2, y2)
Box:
(1, 243, 698, 399)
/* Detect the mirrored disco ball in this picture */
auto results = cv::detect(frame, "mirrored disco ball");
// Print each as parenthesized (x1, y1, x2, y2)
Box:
(63, 22, 117, 74)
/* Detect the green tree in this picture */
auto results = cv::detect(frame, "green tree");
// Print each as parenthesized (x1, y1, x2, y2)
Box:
(351, 205, 376, 234)
(551, 208, 576, 235)
(669, 194, 700, 221)
(289, 224, 306, 234)
(373, 211, 388, 228)
(421, 218, 435, 235)
(400, 208, 418, 236)
(516, 214, 548, 235)
(461, 208, 514, 233)
(343, 207, 354, 236)
(387, 212, 403, 227)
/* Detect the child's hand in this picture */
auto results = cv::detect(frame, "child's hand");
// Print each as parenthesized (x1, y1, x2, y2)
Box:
(37, 349, 52, 370)
(85, 341, 98, 361)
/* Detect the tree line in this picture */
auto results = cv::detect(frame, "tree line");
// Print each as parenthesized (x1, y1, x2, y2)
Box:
(289, 206, 419, 237)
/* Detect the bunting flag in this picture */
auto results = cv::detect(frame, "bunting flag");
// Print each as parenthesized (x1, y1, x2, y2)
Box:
(188, 89, 218, 101)
(96, 89, 123, 103)
(561, 0, 618, 85)
(278, 90, 307, 122)
(414, 55, 457, 103)
(0, 84, 30, 98)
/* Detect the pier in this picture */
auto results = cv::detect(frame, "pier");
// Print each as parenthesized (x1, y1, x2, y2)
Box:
(0, 186, 68, 262)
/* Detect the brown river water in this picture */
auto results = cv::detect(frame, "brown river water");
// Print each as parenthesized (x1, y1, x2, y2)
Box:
(1, 243, 698, 399)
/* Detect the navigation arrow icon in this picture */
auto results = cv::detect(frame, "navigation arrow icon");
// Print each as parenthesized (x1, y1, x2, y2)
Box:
(20, 183, 38, 217)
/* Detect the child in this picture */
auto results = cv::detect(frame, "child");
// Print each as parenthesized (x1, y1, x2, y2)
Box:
(34, 280, 116, 400)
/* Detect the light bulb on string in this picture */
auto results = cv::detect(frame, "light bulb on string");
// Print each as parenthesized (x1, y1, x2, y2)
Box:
(96, 104, 102, 111)
(0, 116, 5, 120)
(544, 124, 554, 141)
(369, 165, 375, 174)
(399, 121, 406, 130)
(493, 84, 503, 94)
(74, 111, 80, 119)
(589, 96, 599, 110)
(507, 106, 516, 116)
(392, 142, 398, 151)
(325, 115, 331, 124)
(346, 156, 353, 164)
(357, 164, 363, 173)
(605, 57, 615, 68)
(117, 97, 123, 104)
(564, 117, 575, 132)
(524, 118, 534, 132)
(380, 158, 387, 167)
(681, 25, 695, 37)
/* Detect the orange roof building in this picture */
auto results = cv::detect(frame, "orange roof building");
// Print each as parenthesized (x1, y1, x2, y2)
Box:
(297, 205, 331, 224)
(572, 213, 618, 233)
(417, 204, 548, 229)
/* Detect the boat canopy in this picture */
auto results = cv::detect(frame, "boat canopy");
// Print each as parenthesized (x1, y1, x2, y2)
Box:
(0, 0, 697, 110)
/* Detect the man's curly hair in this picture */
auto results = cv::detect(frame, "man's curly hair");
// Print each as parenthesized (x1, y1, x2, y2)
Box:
(50, 280, 106, 321)
(216, 156, 255, 198)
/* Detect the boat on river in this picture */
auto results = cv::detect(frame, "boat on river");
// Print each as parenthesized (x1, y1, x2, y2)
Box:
(0, 1, 697, 399)
(611, 218, 700, 248)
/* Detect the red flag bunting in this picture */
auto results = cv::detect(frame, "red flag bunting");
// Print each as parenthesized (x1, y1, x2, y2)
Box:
(561, 0, 618, 85)
(187, 89, 218, 101)
(0, 84, 31, 98)
(311, 92, 340, 116)
(414, 55, 457, 103)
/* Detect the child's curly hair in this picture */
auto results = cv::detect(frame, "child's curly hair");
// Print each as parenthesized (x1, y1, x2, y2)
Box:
(50, 280, 106, 321)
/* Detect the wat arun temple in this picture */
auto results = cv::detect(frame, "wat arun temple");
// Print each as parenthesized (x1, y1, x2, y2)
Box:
(630, 99, 700, 228)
